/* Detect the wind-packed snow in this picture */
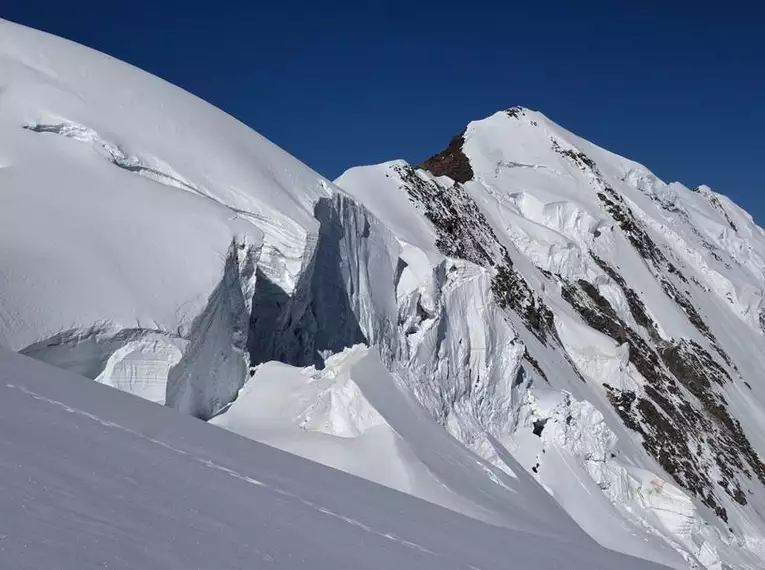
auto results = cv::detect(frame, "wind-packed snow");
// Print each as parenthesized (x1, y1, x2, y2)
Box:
(4, 17, 765, 570)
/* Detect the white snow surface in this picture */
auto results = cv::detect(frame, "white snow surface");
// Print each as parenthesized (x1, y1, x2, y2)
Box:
(336, 108, 765, 569)
(0, 18, 334, 418)
(1, 348, 668, 570)
(3, 18, 765, 570)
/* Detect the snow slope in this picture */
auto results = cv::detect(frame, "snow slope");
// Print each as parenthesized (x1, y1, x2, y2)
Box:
(0, 18, 643, 568)
(3, 17, 765, 570)
(0, 18, 334, 418)
(1, 348, 669, 570)
(336, 108, 765, 569)
(212, 345, 593, 539)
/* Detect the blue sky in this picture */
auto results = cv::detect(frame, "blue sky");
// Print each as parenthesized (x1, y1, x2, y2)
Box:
(5, 1, 764, 221)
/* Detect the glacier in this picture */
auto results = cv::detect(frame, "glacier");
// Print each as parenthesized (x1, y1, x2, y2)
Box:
(2, 348, 669, 570)
(3, 17, 765, 570)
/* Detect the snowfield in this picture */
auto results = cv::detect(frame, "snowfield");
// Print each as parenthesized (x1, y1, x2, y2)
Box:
(0, 349, 666, 570)
(3, 17, 765, 570)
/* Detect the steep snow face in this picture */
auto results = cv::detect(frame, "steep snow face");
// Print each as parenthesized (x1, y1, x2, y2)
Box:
(336, 107, 765, 569)
(0, 19, 336, 416)
(213, 345, 584, 540)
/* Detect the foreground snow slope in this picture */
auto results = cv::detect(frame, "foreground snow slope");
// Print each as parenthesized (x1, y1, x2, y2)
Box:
(0, 349, 666, 570)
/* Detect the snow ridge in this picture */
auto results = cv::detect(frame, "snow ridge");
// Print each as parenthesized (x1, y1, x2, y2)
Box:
(335, 107, 765, 569)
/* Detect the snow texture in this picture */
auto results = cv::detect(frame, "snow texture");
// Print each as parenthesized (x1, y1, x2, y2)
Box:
(3, 18, 765, 570)
(1, 349, 668, 570)
(336, 108, 765, 569)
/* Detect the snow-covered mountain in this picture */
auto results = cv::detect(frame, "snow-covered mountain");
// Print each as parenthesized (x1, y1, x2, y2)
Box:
(2, 18, 765, 570)
(335, 109, 765, 569)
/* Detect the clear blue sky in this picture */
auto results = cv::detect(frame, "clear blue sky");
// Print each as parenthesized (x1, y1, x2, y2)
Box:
(4, 1, 764, 221)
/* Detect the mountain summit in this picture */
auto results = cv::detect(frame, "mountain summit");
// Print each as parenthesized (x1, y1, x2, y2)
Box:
(339, 106, 765, 569)
(2, 19, 765, 570)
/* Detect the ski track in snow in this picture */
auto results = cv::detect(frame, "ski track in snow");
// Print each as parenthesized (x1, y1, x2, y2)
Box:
(1, 349, 666, 570)
(4, 382, 440, 559)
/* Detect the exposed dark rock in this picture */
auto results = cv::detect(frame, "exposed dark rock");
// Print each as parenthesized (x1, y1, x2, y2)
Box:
(603, 386, 641, 432)
(395, 164, 557, 344)
(397, 165, 493, 266)
(493, 259, 557, 344)
(604, 383, 728, 521)
(591, 255, 657, 338)
(596, 188, 667, 266)
(523, 348, 548, 382)
(407, 145, 763, 520)
(658, 278, 736, 369)
(532, 418, 548, 437)
(564, 277, 764, 513)
(560, 279, 659, 385)
(707, 192, 739, 232)
(555, 140, 741, 371)
(551, 140, 597, 171)
(506, 106, 526, 119)
(420, 132, 474, 184)
(553, 139, 666, 267)
(661, 280, 712, 337)
(661, 340, 730, 389)
(667, 263, 689, 284)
